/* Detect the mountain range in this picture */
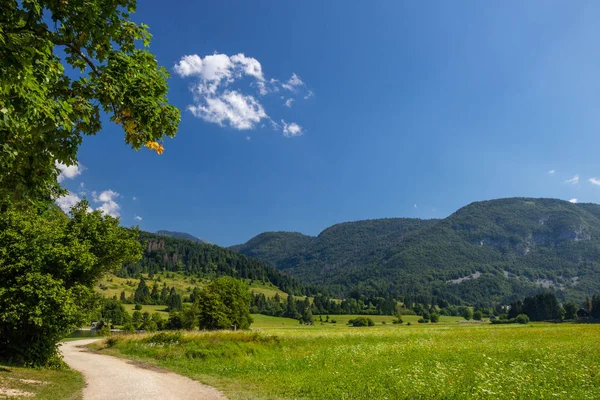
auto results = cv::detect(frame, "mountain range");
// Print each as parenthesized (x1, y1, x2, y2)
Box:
(156, 230, 208, 244)
(231, 198, 600, 305)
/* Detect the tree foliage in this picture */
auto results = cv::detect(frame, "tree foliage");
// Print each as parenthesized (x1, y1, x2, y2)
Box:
(0, 0, 180, 205)
(183, 277, 253, 331)
(0, 202, 141, 365)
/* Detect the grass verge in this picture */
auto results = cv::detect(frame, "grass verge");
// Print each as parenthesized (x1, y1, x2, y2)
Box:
(0, 363, 84, 400)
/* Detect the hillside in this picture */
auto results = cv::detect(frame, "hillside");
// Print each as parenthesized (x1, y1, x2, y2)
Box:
(156, 230, 208, 244)
(232, 198, 600, 305)
(117, 231, 305, 295)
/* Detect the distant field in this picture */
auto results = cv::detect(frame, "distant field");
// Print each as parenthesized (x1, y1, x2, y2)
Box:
(96, 273, 299, 301)
(93, 322, 600, 399)
(124, 304, 170, 317)
(251, 313, 464, 329)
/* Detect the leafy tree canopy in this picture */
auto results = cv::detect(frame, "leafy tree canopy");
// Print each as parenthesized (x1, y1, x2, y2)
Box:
(0, 0, 180, 205)
(0, 202, 141, 365)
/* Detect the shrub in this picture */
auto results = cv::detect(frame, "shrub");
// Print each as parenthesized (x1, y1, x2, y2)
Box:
(418, 318, 429, 324)
(430, 313, 440, 323)
(134, 304, 143, 311)
(348, 317, 375, 327)
(392, 316, 404, 324)
(122, 322, 136, 333)
(97, 325, 111, 337)
(516, 314, 530, 324)
(473, 311, 483, 321)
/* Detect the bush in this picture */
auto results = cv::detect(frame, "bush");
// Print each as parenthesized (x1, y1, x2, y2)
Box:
(392, 316, 404, 324)
(134, 304, 142, 311)
(516, 314, 530, 324)
(418, 318, 429, 324)
(406, 322, 412, 326)
(122, 322, 136, 333)
(348, 317, 375, 327)
(97, 325, 111, 337)
(430, 313, 440, 323)
(473, 311, 483, 321)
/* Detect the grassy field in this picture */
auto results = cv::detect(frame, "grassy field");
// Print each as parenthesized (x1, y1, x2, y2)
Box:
(250, 313, 464, 329)
(92, 321, 600, 399)
(0, 363, 84, 400)
(97, 272, 298, 301)
(124, 304, 171, 317)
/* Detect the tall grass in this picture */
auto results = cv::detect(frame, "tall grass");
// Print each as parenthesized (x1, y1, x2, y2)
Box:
(99, 323, 600, 399)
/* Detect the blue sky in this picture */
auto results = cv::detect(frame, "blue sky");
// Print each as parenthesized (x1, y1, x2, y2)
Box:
(57, 1, 600, 246)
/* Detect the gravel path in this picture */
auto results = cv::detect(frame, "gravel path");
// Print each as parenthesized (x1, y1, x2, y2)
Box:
(61, 339, 227, 400)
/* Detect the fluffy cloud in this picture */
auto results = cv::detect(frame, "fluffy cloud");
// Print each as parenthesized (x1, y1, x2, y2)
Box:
(55, 192, 82, 214)
(281, 120, 303, 137)
(569, 198, 578, 203)
(565, 175, 579, 184)
(548, 170, 555, 175)
(92, 190, 120, 218)
(175, 53, 310, 137)
(589, 177, 600, 186)
(134, 215, 142, 221)
(56, 161, 83, 183)
(284, 98, 295, 108)
(189, 90, 267, 130)
(282, 73, 304, 92)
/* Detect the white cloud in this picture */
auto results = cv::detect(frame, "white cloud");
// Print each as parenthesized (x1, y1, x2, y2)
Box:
(176, 53, 309, 136)
(132, 196, 137, 201)
(56, 161, 83, 183)
(589, 177, 600, 186)
(281, 120, 303, 137)
(282, 73, 304, 92)
(134, 215, 142, 221)
(189, 90, 267, 130)
(304, 90, 314, 100)
(565, 175, 579, 184)
(92, 190, 120, 218)
(548, 170, 555, 175)
(246, 136, 251, 141)
(414, 204, 418, 209)
(569, 198, 578, 203)
(55, 192, 82, 214)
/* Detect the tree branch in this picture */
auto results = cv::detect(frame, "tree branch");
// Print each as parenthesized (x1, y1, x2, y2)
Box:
(55, 42, 99, 75)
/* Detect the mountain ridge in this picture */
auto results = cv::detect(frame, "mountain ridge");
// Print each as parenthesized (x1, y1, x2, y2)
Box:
(156, 230, 208, 244)
(230, 197, 600, 304)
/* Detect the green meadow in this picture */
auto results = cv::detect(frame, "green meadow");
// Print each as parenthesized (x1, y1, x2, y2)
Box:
(94, 322, 600, 400)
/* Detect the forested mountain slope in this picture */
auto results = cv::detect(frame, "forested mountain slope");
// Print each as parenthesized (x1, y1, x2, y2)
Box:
(232, 198, 600, 305)
(118, 232, 305, 295)
(156, 230, 207, 244)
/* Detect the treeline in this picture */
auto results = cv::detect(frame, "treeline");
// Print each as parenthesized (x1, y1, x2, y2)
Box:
(118, 232, 306, 295)
(250, 292, 398, 321)
(493, 292, 600, 324)
(118, 278, 183, 312)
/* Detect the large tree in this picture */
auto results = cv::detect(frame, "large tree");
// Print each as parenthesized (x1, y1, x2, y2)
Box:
(0, 202, 141, 365)
(0, 0, 180, 206)
(193, 277, 253, 330)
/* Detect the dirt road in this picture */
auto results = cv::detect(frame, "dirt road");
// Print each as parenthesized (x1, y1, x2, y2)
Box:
(61, 339, 227, 400)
